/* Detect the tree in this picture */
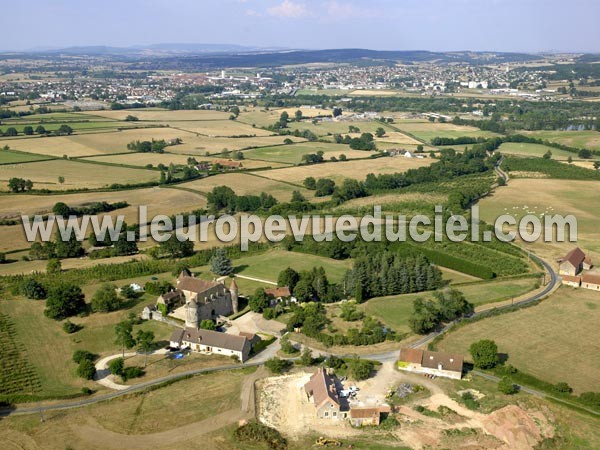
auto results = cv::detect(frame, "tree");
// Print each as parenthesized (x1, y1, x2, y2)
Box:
(73, 350, 96, 364)
(594, 161, 600, 170)
(44, 282, 86, 320)
(21, 279, 47, 299)
(303, 177, 316, 190)
(249, 288, 269, 313)
(279, 111, 289, 128)
(568, 156, 573, 164)
(158, 234, 195, 258)
(0, 252, 5, 264)
(277, 267, 300, 292)
(498, 376, 518, 395)
(375, 127, 386, 138)
(23, 126, 34, 135)
(347, 358, 374, 381)
(8, 177, 34, 193)
(91, 283, 121, 312)
(46, 258, 62, 274)
(314, 178, 335, 197)
(578, 148, 592, 159)
(332, 107, 342, 117)
(299, 347, 313, 366)
(58, 176, 65, 184)
(56, 124, 73, 135)
(77, 359, 96, 380)
(108, 357, 124, 376)
(280, 335, 298, 354)
(416, 144, 424, 152)
(265, 357, 291, 374)
(209, 248, 233, 275)
(200, 319, 216, 330)
(115, 320, 136, 358)
(5, 127, 18, 136)
(294, 110, 303, 121)
(52, 201, 71, 217)
(136, 329, 155, 367)
(469, 339, 499, 369)
(124, 115, 139, 121)
(35, 125, 46, 134)
(542, 150, 552, 159)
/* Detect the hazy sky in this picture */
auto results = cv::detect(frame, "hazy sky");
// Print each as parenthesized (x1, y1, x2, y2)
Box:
(4, 0, 599, 53)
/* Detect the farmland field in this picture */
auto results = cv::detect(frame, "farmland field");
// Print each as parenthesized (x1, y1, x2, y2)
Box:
(478, 178, 600, 262)
(0, 159, 158, 191)
(498, 142, 595, 159)
(392, 120, 500, 142)
(0, 149, 52, 164)
(0, 127, 195, 157)
(167, 134, 306, 155)
(526, 130, 600, 151)
(166, 119, 274, 137)
(177, 172, 311, 200)
(238, 107, 334, 128)
(243, 141, 367, 164)
(436, 287, 600, 393)
(260, 156, 431, 184)
(80, 108, 231, 121)
(285, 119, 390, 137)
(362, 277, 539, 333)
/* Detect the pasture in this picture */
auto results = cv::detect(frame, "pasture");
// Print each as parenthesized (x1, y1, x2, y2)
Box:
(361, 277, 539, 333)
(498, 142, 595, 160)
(526, 130, 600, 151)
(168, 134, 306, 155)
(393, 120, 500, 142)
(238, 106, 334, 128)
(260, 156, 431, 184)
(0, 159, 158, 191)
(166, 119, 273, 137)
(478, 178, 600, 262)
(285, 119, 389, 137)
(436, 287, 600, 393)
(0, 149, 52, 164)
(243, 141, 366, 164)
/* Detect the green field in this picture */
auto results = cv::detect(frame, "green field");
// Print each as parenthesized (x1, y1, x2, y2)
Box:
(436, 287, 600, 393)
(243, 141, 362, 164)
(526, 130, 600, 151)
(0, 149, 52, 164)
(392, 120, 500, 143)
(362, 277, 539, 332)
(498, 142, 592, 159)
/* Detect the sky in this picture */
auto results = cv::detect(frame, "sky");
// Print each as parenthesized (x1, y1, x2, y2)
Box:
(4, 0, 599, 53)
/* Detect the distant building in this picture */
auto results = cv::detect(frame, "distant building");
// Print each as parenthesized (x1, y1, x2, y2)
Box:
(398, 348, 463, 380)
(169, 327, 251, 362)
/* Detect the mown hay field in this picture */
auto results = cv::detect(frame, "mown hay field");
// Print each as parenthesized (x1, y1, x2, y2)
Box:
(243, 141, 367, 164)
(0, 159, 158, 191)
(0, 187, 206, 252)
(0, 149, 52, 164)
(393, 120, 501, 142)
(285, 119, 389, 137)
(80, 108, 231, 121)
(260, 156, 431, 184)
(478, 178, 600, 262)
(166, 120, 273, 137)
(525, 130, 600, 151)
(498, 142, 597, 160)
(375, 131, 423, 145)
(436, 287, 600, 393)
(237, 106, 334, 128)
(0, 127, 194, 157)
(168, 134, 306, 155)
(178, 172, 311, 200)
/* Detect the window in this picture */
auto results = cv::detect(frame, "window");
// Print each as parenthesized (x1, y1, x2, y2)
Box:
(333, 412, 337, 417)
(324, 412, 329, 417)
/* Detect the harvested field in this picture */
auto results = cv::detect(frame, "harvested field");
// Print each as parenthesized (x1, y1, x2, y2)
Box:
(260, 156, 431, 184)
(178, 172, 311, 200)
(167, 134, 306, 155)
(80, 108, 231, 121)
(0, 159, 158, 191)
(167, 120, 273, 137)
(393, 120, 500, 142)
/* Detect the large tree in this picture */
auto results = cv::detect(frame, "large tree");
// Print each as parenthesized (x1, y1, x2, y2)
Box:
(91, 283, 121, 313)
(44, 283, 86, 320)
(136, 329, 155, 367)
(209, 248, 233, 275)
(277, 267, 299, 292)
(115, 320, 136, 358)
(469, 339, 499, 369)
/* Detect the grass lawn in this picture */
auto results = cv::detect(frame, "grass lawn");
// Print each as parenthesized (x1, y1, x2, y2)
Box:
(243, 141, 369, 164)
(392, 120, 500, 143)
(362, 277, 539, 333)
(436, 286, 600, 393)
(227, 248, 353, 283)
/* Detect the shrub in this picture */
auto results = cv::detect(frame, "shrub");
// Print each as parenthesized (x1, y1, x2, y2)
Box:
(469, 339, 499, 369)
(234, 420, 287, 450)
(108, 357, 124, 376)
(62, 320, 82, 334)
(265, 357, 292, 374)
(121, 366, 144, 381)
(72, 350, 97, 364)
(498, 376, 518, 395)
(77, 359, 96, 380)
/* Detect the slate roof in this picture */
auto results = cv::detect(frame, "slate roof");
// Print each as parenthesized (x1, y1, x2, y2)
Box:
(170, 327, 249, 353)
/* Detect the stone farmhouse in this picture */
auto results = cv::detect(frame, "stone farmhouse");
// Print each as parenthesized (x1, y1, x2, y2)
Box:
(581, 273, 600, 291)
(557, 247, 592, 276)
(170, 327, 251, 362)
(398, 348, 464, 380)
(304, 368, 347, 419)
(155, 271, 239, 328)
(349, 405, 391, 427)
